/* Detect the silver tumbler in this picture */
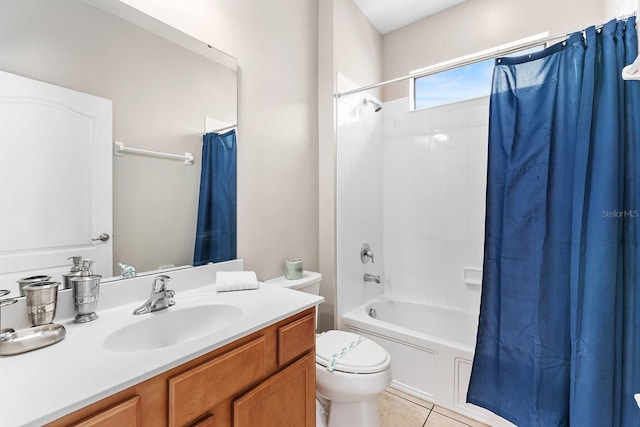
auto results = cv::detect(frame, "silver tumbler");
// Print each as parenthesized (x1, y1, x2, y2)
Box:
(70, 275, 101, 323)
(62, 271, 83, 291)
(22, 281, 60, 326)
(17, 275, 51, 297)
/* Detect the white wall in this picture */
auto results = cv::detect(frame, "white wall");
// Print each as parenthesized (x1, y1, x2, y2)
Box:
(318, 0, 337, 332)
(382, 96, 488, 312)
(319, 0, 383, 329)
(603, 0, 638, 16)
(120, 0, 320, 283)
(333, 0, 384, 91)
(330, 0, 388, 317)
(336, 93, 489, 315)
(336, 76, 385, 318)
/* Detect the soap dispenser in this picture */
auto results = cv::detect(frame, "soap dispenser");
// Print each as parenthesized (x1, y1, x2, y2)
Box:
(69, 259, 101, 323)
(62, 256, 83, 290)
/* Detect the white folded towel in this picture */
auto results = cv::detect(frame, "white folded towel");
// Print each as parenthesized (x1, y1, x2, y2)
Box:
(216, 271, 259, 292)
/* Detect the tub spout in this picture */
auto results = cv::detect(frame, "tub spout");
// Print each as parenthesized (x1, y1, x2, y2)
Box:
(364, 273, 380, 284)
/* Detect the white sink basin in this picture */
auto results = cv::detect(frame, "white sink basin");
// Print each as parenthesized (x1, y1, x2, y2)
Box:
(103, 303, 243, 352)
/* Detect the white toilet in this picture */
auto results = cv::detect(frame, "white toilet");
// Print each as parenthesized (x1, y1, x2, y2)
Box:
(265, 271, 392, 427)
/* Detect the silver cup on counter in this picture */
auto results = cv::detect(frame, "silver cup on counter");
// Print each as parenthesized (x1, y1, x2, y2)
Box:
(17, 275, 51, 297)
(70, 274, 101, 323)
(22, 281, 60, 326)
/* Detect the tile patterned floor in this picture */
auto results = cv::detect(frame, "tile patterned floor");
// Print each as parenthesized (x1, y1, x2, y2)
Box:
(378, 388, 490, 427)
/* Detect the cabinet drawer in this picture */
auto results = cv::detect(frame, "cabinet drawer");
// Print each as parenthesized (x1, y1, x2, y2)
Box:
(169, 336, 267, 427)
(278, 313, 315, 366)
(71, 395, 140, 427)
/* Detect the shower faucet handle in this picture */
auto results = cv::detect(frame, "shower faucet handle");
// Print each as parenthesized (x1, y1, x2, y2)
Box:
(361, 243, 374, 264)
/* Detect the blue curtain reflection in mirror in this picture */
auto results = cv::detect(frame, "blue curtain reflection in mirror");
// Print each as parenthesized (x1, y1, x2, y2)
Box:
(193, 130, 237, 265)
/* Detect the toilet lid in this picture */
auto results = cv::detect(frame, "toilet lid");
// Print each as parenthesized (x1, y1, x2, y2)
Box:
(316, 330, 390, 374)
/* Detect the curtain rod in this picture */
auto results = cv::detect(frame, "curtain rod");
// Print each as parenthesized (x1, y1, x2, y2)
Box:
(336, 13, 636, 98)
(336, 33, 564, 98)
(209, 124, 237, 133)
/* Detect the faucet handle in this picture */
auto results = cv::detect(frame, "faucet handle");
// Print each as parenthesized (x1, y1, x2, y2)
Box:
(152, 274, 171, 293)
(164, 289, 176, 309)
(360, 243, 374, 264)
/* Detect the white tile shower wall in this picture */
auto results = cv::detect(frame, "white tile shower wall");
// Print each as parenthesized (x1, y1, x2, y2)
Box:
(382, 97, 489, 313)
(336, 86, 385, 319)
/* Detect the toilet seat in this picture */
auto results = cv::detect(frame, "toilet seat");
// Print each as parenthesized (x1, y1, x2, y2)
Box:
(316, 330, 391, 374)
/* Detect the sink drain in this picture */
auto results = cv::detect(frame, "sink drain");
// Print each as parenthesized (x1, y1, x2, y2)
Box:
(368, 307, 377, 319)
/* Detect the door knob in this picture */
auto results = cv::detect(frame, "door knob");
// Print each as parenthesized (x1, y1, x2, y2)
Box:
(92, 233, 110, 242)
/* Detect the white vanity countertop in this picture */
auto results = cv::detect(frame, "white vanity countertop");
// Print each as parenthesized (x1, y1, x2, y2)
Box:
(0, 264, 323, 427)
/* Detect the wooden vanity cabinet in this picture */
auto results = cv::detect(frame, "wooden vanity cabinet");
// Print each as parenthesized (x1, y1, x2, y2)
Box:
(46, 308, 316, 427)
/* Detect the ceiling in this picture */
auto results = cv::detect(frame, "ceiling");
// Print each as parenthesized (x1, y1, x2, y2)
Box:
(353, 0, 469, 34)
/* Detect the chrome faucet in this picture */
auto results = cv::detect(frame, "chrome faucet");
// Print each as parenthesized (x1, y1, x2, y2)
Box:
(133, 275, 175, 315)
(364, 273, 381, 284)
(119, 262, 137, 279)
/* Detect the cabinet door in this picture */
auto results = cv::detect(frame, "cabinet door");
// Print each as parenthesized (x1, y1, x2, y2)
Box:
(169, 337, 267, 427)
(71, 395, 140, 427)
(233, 352, 315, 427)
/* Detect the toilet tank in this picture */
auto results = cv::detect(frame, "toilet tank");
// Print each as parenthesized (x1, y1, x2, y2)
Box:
(264, 271, 322, 295)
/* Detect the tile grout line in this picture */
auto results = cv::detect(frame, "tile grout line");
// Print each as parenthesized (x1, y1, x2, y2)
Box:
(384, 390, 434, 410)
(428, 408, 478, 427)
(383, 389, 488, 427)
(422, 407, 432, 427)
(412, 400, 479, 427)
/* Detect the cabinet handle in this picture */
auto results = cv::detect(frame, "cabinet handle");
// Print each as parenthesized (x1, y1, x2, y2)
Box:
(191, 413, 215, 427)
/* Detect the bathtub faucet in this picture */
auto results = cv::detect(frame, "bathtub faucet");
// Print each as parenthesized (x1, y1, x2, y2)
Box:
(364, 273, 381, 284)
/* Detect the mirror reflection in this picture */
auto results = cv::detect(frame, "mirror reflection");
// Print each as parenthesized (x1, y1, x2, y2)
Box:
(0, 0, 238, 295)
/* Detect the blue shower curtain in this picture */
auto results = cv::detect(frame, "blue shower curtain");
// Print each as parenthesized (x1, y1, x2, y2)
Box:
(193, 130, 237, 266)
(467, 18, 640, 426)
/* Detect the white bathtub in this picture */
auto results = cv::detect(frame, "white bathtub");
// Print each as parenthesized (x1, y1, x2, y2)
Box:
(342, 297, 514, 427)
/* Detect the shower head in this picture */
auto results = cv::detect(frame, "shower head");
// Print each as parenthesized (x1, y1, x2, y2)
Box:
(362, 98, 382, 112)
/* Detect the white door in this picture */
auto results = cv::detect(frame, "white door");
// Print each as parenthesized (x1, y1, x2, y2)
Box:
(0, 70, 112, 293)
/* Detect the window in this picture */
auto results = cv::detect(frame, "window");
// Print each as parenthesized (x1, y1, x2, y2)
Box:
(411, 45, 546, 110)
(412, 59, 494, 110)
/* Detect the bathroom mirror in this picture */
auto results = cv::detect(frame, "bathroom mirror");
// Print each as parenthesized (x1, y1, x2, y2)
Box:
(0, 0, 238, 295)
